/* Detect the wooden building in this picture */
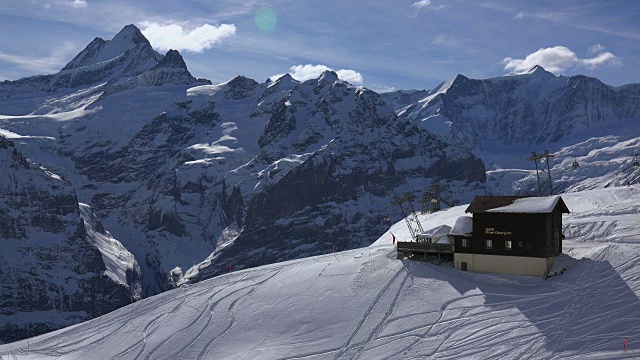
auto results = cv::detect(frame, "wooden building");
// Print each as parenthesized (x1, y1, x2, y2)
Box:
(453, 195, 570, 276)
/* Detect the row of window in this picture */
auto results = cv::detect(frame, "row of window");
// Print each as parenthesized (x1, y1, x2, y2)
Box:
(460, 239, 532, 251)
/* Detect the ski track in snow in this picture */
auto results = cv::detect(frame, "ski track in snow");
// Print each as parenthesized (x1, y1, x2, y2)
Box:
(2, 186, 640, 359)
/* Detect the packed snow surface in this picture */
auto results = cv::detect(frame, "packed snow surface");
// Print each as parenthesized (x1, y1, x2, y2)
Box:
(1, 186, 640, 359)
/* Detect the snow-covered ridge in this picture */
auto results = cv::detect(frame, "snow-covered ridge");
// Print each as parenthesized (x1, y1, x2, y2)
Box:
(380, 65, 640, 195)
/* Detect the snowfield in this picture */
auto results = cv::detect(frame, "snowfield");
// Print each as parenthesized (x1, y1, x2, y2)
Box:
(1, 186, 640, 359)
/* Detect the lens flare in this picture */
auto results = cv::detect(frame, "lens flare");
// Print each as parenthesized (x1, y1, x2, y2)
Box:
(254, 7, 277, 32)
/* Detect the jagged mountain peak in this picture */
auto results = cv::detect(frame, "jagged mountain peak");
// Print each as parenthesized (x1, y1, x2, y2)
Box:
(91, 24, 153, 64)
(156, 49, 187, 69)
(526, 65, 548, 74)
(271, 73, 297, 84)
(499, 64, 558, 81)
(226, 75, 259, 89)
(61, 24, 153, 72)
(61, 37, 108, 71)
(1, 24, 206, 98)
(265, 74, 299, 92)
(114, 24, 148, 44)
(318, 70, 339, 83)
(223, 75, 259, 99)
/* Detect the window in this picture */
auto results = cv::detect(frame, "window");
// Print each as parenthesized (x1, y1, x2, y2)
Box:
(486, 239, 493, 249)
(505, 240, 512, 250)
(462, 239, 469, 248)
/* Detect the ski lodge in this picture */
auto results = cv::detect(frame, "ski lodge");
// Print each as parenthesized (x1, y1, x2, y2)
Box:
(454, 195, 570, 276)
(398, 195, 570, 277)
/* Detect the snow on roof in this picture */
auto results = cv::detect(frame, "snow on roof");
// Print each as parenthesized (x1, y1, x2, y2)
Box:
(418, 224, 452, 237)
(488, 195, 566, 214)
(449, 216, 473, 236)
(437, 235, 453, 244)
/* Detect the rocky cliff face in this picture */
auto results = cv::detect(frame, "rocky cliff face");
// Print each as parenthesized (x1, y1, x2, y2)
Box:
(45, 70, 485, 291)
(384, 66, 640, 149)
(0, 137, 141, 343)
(160, 73, 485, 284)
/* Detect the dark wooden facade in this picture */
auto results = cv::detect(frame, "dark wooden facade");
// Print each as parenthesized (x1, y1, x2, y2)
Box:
(454, 196, 569, 258)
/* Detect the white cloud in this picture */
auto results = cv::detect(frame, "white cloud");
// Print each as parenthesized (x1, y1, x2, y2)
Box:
(503, 46, 621, 74)
(412, 0, 445, 10)
(370, 84, 397, 93)
(270, 64, 363, 84)
(588, 43, 605, 54)
(433, 34, 459, 47)
(0, 42, 79, 75)
(412, 0, 431, 8)
(140, 22, 236, 53)
(65, 0, 87, 9)
(335, 69, 364, 84)
(581, 52, 621, 69)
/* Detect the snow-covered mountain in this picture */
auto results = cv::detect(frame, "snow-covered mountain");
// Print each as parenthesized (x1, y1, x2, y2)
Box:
(0, 137, 141, 342)
(0, 24, 209, 104)
(0, 25, 484, 340)
(381, 66, 640, 195)
(1, 185, 638, 359)
(2, 24, 640, 344)
(387, 65, 640, 147)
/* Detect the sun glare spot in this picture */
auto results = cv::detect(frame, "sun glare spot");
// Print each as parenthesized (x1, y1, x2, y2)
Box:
(255, 7, 277, 32)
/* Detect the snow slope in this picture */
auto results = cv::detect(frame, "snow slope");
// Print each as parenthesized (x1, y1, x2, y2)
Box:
(2, 185, 639, 359)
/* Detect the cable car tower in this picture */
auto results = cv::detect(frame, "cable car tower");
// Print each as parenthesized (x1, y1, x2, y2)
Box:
(421, 185, 441, 214)
(528, 150, 555, 196)
(392, 193, 424, 241)
(419, 184, 456, 214)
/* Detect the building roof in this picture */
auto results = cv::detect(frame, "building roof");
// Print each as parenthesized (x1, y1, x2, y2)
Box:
(465, 196, 526, 213)
(418, 224, 452, 237)
(437, 235, 453, 244)
(466, 195, 570, 214)
(449, 216, 473, 236)
(488, 195, 570, 214)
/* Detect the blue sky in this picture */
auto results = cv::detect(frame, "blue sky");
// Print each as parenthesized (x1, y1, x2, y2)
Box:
(1, 0, 639, 92)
